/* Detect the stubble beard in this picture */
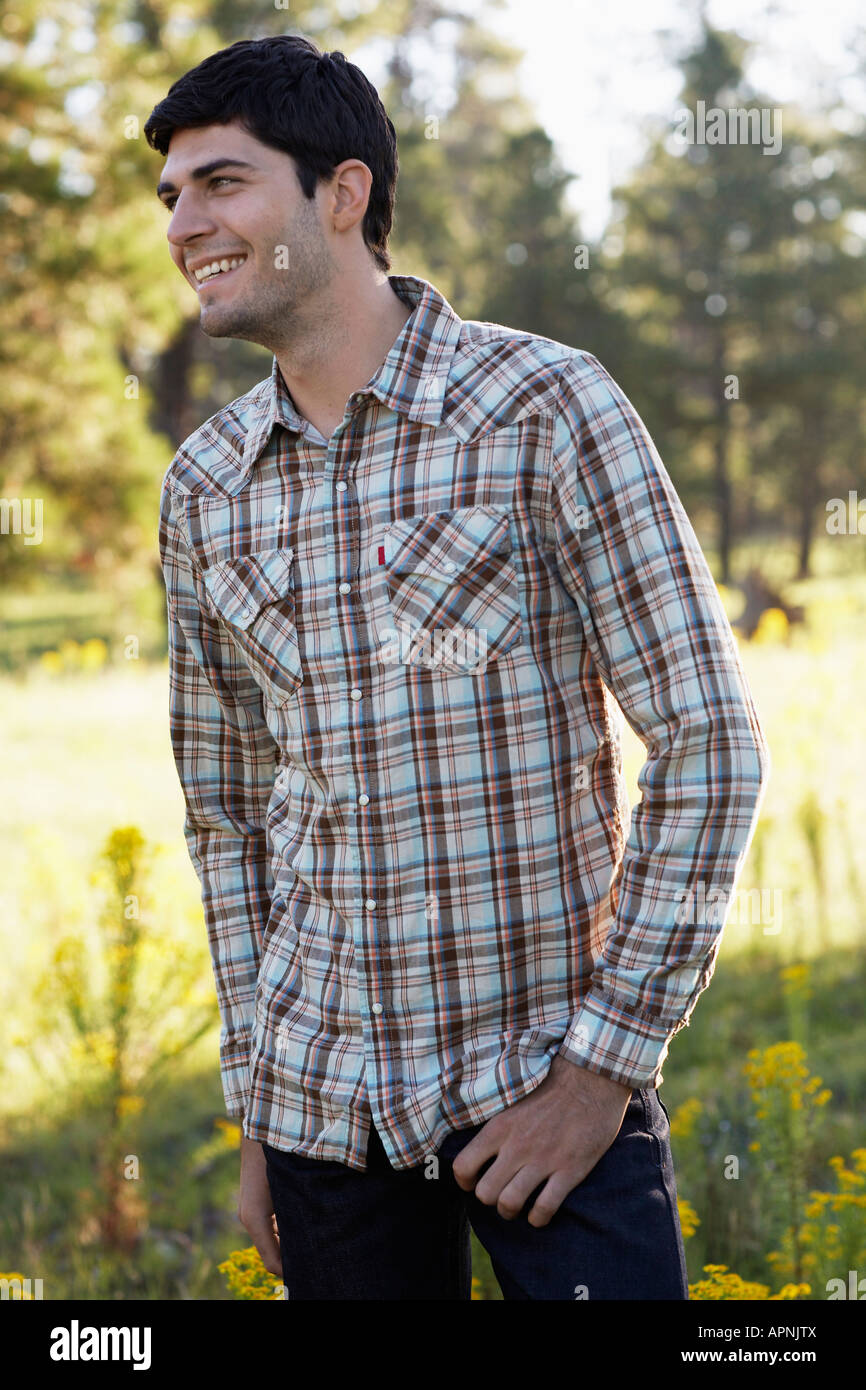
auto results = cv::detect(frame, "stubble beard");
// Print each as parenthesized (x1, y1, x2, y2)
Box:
(197, 202, 337, 353)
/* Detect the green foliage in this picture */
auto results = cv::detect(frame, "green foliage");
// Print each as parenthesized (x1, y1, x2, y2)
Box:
(3, 5, 865, 612)
(671, 1018, 866, 1300)
(605, 23, 866, 582)
(28, 823, 219, 1255)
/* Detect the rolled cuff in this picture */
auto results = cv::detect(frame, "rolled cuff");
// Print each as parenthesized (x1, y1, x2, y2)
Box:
(219, 1030, 252, 1120)
(559, 990, 690, 1090)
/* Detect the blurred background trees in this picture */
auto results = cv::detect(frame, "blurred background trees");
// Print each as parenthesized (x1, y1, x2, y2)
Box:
(1, 0, 864, 643)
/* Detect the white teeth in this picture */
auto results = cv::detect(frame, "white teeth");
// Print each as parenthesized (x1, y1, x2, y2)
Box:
(193, 256, 246, 282)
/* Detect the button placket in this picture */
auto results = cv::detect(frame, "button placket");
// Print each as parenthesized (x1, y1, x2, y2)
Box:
(329, 438, 386, 1046)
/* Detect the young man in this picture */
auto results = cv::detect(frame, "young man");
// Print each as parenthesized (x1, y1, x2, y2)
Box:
(147, 35, 770, 1301)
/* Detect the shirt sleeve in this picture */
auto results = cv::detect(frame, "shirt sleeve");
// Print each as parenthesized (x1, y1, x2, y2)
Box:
(158, 470, 279, 1119)
(548, 351, 771, 1089)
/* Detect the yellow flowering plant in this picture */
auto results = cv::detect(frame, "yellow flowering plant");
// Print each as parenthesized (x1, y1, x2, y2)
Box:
(0, 1272, 39, 1299)
(30, 827, 219, 1253)
(689, 1265, 810, 1300)
(667, 995, 856, 1300)
(678, 1197, 701, 1240)
(218, 1247, 286, 1300)
(742, 1039, 831, 1284)
(767, 1147, 866, 1291)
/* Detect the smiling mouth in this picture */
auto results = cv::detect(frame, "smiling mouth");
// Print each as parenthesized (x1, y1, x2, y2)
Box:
(192, 255, 247, 288)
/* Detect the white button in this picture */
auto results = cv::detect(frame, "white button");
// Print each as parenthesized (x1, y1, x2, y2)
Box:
(358, 793, 370, 806)
(335, 481, 348, 491)
(371, 1002, 383, 1015)
(365, 898, 376, 910)
(442, 561, 456, 572)
(244, 607, 256, 619)
(338, 582, 351, 594)
(350, 688, 363, 700)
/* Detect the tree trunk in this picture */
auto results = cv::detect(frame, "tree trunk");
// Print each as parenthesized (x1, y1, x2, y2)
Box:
(149, 317, 201, 449)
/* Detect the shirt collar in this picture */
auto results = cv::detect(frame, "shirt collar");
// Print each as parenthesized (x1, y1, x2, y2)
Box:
(241, 274, 463, 473)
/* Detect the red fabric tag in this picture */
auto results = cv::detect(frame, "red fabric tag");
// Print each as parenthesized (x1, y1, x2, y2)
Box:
(377, 544, 386, 565)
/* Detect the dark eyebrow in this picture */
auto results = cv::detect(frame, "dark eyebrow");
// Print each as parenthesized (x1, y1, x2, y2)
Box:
(156, 158, 258, 201)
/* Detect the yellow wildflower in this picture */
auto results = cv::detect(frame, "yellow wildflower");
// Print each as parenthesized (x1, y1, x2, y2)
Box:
(219, 1247, 285, 1301)
(677, 1197, 700, 1239)
(669, 1097, 702, 1140)
(116, 1094, 144, 1118)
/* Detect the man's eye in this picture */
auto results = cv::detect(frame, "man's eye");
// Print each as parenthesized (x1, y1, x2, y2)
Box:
(163, 176, 236, 212)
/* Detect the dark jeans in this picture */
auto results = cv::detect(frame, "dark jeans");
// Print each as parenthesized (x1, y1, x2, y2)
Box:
(262, 1086, 689, 1300)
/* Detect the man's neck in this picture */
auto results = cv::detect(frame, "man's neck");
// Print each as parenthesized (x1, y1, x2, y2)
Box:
(275, 278, 414, 445)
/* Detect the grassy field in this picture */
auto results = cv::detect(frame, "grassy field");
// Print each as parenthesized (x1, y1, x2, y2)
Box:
(1, 549, 864, 1299)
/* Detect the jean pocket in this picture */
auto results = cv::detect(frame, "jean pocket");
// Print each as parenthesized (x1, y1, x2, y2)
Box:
(639, 1088, 670, 1171)
(264, 1141, 342, 1173)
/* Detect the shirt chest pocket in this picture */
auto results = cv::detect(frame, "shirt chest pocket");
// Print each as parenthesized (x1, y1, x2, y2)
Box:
(381, 505, 523, 672)
(202, 548, 303, 707)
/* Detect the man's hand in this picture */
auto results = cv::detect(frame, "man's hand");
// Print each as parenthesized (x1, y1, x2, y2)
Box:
(451, 1055, 633, 1227)
(238, 1134, 283, 1278)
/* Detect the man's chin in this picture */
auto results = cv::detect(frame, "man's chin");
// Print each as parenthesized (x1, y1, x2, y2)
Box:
(198, 307, 256, 341)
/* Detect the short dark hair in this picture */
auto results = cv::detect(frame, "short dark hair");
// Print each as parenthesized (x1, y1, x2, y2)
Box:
(144, 35, 398, 272)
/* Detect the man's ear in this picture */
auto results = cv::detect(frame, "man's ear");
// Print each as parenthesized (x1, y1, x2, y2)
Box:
(327, 159, 373, 233)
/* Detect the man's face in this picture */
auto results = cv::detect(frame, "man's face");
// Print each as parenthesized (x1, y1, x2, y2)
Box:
(157, 119, 336, 346)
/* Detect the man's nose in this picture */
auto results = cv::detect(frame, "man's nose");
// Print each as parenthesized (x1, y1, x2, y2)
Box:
(167, 193, 216, 251)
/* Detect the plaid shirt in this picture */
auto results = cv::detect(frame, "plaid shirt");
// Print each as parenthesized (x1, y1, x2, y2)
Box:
(158, 273, 770, 1170)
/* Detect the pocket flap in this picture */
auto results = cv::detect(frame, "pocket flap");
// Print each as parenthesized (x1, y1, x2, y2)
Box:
(203, 548, 295, 629)
(383, 506, 510, 578)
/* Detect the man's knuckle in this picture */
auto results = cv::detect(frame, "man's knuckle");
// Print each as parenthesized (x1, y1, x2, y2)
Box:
(530, 1195, 558, 1217)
